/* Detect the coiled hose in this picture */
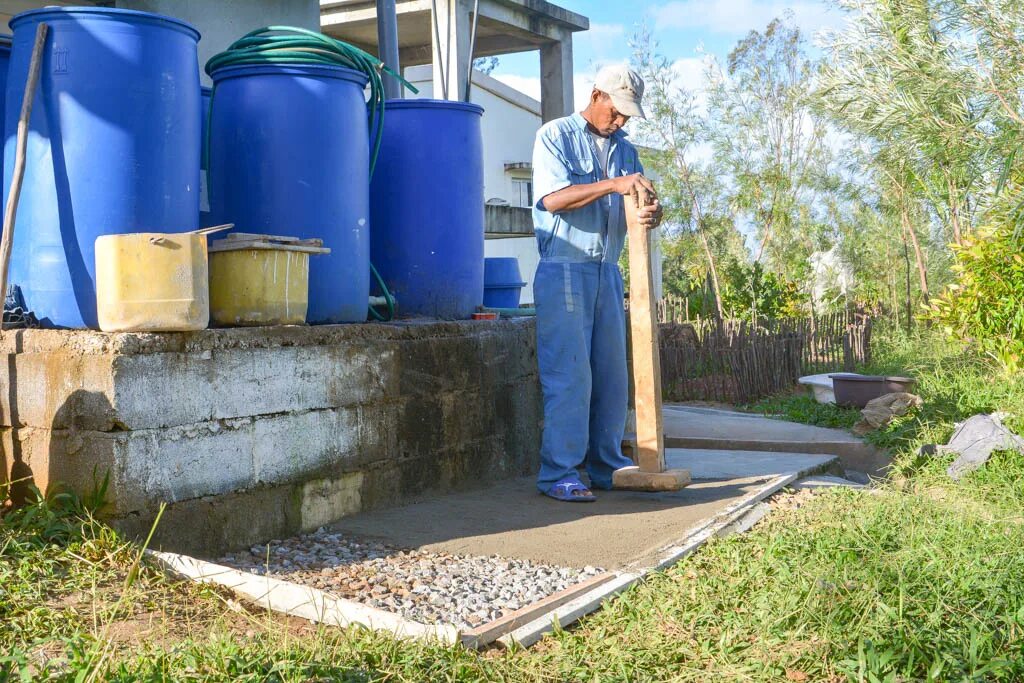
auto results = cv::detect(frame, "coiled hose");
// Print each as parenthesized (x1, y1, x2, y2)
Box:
(205, 26, 417, 321)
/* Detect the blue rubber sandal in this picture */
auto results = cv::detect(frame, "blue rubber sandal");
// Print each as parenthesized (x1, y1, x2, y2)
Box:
(544, 477, 596, 502)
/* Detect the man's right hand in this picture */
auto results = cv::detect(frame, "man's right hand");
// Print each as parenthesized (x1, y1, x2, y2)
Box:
(612, 173, 657, 201)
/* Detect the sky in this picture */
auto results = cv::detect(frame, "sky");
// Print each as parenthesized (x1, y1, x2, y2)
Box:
(489, 0, 848, 110)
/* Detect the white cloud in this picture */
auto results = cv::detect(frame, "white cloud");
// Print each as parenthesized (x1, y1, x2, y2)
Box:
(577, 23, 627, 59)
(652, 0, 842, 39)
(671, 56, 708, 92)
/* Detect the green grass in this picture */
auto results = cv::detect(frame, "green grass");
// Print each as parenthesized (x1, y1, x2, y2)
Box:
(3, 323, 1024, 681)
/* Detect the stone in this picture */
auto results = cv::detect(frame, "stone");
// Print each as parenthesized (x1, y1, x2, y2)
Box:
(215, 526, 603, 630)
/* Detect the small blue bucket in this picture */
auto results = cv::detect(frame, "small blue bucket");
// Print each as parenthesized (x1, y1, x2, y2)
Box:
(483, 257, 526, 309)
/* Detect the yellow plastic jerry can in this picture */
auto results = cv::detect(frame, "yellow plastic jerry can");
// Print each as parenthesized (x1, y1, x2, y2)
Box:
(95, 231, 213, 332)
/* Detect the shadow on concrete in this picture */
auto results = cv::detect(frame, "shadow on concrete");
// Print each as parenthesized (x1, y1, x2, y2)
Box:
(2, 331, 32, 507)
(1, 334, 113, 508)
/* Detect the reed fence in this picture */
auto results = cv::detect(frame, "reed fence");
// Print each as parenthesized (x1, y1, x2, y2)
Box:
(652, 308, 872, 404)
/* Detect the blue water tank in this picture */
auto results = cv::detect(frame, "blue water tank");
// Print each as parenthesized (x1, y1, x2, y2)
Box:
(208, 64, 370, 323)
(0, 36, 11, 200)
(370, 100, 484, 319)
(199, 85, 212, 227)
(483, 257, 526, 309)
(3, 8, 201, 329)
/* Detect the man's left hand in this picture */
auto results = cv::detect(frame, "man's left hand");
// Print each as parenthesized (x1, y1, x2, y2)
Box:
(637, 199, 663, 230)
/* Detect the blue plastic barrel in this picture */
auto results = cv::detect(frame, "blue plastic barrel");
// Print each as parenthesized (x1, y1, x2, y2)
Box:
(199, 85, 212, 227)
(370, 100, 484, 319)
(208, 64, 370, 323)
(483, 257, 526, 309)
(0, 36, 11, 202)
(3, 8, 201, 328)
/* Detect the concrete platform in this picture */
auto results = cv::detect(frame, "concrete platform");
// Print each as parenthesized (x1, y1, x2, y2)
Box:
(0, 320, 542, 555)
(658, 405, 891, 476)
(326, 448, 840, 572)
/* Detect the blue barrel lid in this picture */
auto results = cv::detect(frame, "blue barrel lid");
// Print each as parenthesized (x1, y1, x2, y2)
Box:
(210, 63, 369, 88)
(385, 99, 484, 115)
(11, 7, 200, 41)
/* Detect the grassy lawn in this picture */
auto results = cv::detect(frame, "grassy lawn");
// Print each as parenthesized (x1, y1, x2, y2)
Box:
(3, 325, 1024, 681)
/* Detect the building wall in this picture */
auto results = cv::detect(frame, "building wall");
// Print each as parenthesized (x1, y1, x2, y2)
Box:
(114, 0, 320, 84)
(0, 0, 81, 33)
(0, 1, 318, 83)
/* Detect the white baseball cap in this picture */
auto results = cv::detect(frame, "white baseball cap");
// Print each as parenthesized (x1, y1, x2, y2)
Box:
(593, 64, 646, 118)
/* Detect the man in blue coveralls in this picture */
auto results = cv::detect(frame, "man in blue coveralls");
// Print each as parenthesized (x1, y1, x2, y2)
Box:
(532, 65, 663, 502)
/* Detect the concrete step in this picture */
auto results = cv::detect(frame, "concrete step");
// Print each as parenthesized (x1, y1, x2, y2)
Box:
(628, 406, 890, 477)
(667, 447, 844, 481)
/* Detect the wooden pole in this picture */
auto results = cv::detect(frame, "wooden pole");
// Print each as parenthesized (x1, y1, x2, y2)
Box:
(0, 23, 47, 331)
(626, 187, 663, 473)
(613, 186, 689, 492)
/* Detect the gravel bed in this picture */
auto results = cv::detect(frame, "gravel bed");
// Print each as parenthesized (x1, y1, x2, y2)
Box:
(216, 529, 604, 629)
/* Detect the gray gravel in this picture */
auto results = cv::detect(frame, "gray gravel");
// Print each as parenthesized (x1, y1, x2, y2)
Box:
(216, 529, 603, 629)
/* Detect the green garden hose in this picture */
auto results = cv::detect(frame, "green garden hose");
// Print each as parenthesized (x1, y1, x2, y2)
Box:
(204, 26, 415, 321)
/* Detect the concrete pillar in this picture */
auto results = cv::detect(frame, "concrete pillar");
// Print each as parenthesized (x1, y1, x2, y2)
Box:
(430, 0, 471, 101)
(540, 33, 575, 122)
(114, 0, 320, 84)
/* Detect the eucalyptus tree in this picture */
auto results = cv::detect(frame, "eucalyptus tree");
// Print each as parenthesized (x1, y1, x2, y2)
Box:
(705, 18, 835, 279)
(630, 27, 743, 321)
(818, 0, 995, 247)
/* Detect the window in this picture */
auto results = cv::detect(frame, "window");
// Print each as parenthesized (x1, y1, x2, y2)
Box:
(512, 178, 533, 208)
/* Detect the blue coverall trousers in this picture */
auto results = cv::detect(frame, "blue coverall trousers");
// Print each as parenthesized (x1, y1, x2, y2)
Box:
(535, 259, 634, 492)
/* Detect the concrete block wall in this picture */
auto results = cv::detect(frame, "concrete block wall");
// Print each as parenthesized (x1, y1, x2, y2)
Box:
(0, 320, 541, 555)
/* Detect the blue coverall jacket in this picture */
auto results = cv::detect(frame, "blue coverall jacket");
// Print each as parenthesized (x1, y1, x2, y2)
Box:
(531, 112, 644, 492)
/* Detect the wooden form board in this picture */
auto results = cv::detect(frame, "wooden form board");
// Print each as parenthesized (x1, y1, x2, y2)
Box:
(625, 189, 666, 473)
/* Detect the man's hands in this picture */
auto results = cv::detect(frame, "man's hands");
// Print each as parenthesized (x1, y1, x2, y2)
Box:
(614, 173, 663, 230)
(541, 172, 663, 229)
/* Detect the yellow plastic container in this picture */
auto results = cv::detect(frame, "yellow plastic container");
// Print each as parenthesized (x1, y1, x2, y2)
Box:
(208, 234, 329, 326)
(95, 232, 210, 332)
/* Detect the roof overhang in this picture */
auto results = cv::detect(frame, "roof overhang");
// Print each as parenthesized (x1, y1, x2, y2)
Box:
(320, 0, 589, 65)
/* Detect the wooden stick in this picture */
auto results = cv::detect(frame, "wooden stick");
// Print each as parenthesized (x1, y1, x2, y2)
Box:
(0, 23, 48, 331)
(624, 187, 665, 473)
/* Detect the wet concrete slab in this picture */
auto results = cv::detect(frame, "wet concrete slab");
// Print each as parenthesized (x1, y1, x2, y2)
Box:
(327, 448, 839, 571)
(659, 405, 891, 476)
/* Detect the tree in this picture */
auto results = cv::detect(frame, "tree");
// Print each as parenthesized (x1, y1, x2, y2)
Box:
(472, 57, 498, 75)
(706, 17, 835, 283)
(818, 0, 992, 248)
(630, 27, 742, 321)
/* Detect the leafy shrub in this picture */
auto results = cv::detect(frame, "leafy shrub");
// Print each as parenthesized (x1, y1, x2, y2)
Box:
(925, 224, 1024, 372)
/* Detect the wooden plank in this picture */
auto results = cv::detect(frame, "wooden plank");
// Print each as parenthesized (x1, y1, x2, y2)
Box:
(624, 188, 665, 473)
(208, 240, 330, 254)
(461, 572, 616, 647)
(224, 232, 324, 247)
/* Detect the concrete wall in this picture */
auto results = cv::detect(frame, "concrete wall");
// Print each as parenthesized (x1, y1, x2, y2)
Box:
(114, 0, 320, 84)
(0, 321, 541, 556)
